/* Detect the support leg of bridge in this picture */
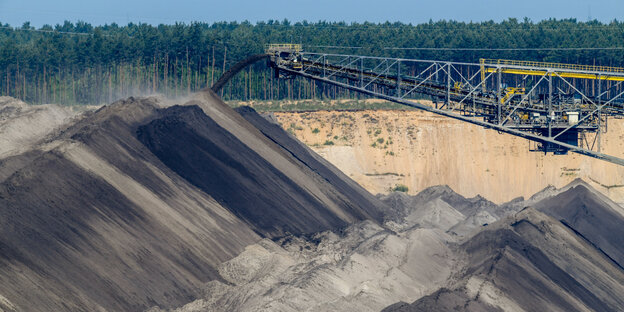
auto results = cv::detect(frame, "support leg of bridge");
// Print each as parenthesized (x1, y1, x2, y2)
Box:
(547, 73, 553, 153)
(360, 58, 364, 88)
(548, 73, 553, 138)
(446, 63, 451, 109)
(598, 76, 602, 152)
(497, 68, 502, 124)
(397, 61, 402, 97)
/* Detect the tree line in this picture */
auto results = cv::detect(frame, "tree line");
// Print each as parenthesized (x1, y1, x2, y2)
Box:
(1, 18, 624, 105)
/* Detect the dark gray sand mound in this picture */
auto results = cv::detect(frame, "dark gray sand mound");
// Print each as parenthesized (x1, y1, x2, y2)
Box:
(533, 180, 624, 268)
(236, 107, 385, 223)
(0, 97, 259, 311)
(137, 105, 383, 237)
(0, 94, 385, 311)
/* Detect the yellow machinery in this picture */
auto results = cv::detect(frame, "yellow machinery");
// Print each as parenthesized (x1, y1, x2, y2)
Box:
(453, 81, 463, 92)
(501, 87, 525, 103)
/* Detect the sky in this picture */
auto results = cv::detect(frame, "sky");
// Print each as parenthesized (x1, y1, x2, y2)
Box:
(0, 0, 622, 28)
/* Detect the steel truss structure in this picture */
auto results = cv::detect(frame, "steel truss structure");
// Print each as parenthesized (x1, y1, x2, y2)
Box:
(265, 45, 624, 166)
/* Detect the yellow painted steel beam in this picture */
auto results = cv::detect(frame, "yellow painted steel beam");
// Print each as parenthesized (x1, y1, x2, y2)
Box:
(484, 68, 624, 81)
(480, 58, 624, 73)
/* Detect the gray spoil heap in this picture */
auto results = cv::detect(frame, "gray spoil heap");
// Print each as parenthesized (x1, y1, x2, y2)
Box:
(383, 179, 624, 312)
(0, 91, 386, 312)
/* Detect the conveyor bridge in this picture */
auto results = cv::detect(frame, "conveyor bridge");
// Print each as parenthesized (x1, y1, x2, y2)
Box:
(213, 44, 624, 166)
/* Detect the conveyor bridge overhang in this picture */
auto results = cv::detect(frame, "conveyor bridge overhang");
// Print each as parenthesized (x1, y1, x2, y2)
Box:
(260, 44, 624, 166)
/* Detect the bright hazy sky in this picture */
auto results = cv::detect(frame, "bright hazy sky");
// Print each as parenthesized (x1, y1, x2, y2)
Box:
(0, 0, 621, 27)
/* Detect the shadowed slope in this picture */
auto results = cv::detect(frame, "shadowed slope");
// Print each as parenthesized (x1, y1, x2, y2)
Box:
(187, 90, 386, 224)
(235, 106, 384, 222)
(137, 105, 359, 236)
(533, 180, 624, 268)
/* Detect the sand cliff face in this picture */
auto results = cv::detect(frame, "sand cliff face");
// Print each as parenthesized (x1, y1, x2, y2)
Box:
(273, 109, 624, 204)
